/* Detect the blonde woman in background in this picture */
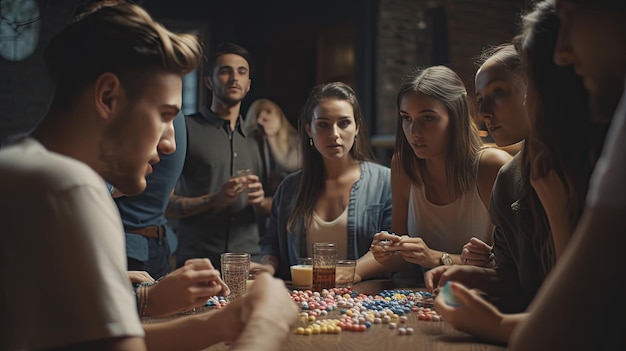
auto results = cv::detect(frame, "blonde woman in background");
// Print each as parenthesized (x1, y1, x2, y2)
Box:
(245, 98, 301, 195)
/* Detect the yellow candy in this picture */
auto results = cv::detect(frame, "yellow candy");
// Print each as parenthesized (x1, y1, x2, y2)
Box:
(304, 328, 313, 335)
(295, 327, 305, 335)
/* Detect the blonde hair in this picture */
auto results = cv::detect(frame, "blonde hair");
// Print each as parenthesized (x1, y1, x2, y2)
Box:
(244, 98, 296, 157)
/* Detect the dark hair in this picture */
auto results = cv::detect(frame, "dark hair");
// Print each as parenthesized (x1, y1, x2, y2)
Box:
(394, 65, 483, 199)
(519, 0, 607, 272)
(287, 82, 375, 231)
(205, 42, 253, 77)
(45, 0, 203, 111)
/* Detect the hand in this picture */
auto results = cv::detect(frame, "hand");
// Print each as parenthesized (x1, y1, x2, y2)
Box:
(216, 273, 297, 346)
(213, 177, 247, 208)
(390, 235, 439, 268)
(257, 112, 281, 137)
(424, 264, 489, 294)
(460, 237, 494, 267)
(145, 258, 229, 317)
(434, 282, 507, 342)
(249, 261, 275, 277)
(245, 175, 266, 206)
(127, 270, 155, 284)
(370, 231, 402, 264)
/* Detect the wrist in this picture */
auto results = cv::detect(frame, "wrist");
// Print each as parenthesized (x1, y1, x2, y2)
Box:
(136, 281, 156, 317)
(440, 252, 452, 266)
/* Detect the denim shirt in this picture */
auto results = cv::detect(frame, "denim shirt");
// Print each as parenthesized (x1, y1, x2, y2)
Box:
(115, 112, 186, 262)
(260, 161, 392, 280)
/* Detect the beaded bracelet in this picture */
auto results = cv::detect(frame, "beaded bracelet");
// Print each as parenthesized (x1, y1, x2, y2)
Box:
(133, 281, 154, 317)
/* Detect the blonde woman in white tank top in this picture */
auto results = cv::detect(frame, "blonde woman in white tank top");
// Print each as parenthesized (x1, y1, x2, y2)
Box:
(370, 66, 511, 274)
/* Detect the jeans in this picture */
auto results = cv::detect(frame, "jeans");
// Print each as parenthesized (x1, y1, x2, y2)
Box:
(127, 237, 172, 280)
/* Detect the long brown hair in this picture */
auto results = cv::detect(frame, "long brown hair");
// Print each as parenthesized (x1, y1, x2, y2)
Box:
(394, 65, 483, 199)
(287, 82, 375, 232)
(519, 0, 607, 272)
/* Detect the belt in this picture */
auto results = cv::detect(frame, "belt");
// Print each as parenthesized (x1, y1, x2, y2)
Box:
(127, 226, 165, 239)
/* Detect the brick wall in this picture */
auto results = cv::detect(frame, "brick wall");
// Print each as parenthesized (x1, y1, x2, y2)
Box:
(0, 0, 529, 145)
(374, 0, 529, 163)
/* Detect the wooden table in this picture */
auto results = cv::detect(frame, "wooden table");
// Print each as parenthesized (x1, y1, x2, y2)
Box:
(146, 279, 507, 351)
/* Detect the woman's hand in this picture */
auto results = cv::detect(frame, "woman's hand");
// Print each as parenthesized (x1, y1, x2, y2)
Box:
(434, 282, 512, 344)
(460, 237, 494, 267)
(370, 231, 401, 264)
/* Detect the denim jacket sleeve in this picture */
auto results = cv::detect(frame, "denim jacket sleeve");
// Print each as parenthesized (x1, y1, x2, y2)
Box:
(347, 162, 392, 260)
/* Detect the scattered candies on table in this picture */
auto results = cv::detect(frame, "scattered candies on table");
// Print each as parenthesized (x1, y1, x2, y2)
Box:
(289, 288, 444, 335)
(201, 287, 443, 336)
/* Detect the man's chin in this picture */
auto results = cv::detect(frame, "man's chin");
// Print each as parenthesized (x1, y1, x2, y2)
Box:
(113, 180, 147, 197)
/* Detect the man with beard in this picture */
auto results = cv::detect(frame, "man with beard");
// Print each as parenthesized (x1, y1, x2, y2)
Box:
(0, 4, 296, 350)
(169, 43, 272, 271)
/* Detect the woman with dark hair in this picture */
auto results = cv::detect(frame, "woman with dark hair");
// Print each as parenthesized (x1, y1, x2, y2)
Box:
(370, 66, 511, 279)
(258, 82, 392, 282)
(432, 0, 608, 344)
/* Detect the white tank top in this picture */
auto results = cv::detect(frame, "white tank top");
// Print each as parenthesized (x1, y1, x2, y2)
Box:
(306, 207, 349, 259)
(406, 155, 493, 254)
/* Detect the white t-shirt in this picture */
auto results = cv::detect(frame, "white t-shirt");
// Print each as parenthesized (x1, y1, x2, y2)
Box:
(586, 79, 626, 209)
(0, 138, 144, 350)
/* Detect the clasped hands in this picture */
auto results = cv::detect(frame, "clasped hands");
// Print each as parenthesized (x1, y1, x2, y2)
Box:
(370, 231, 440, 268)
(217, 173, 265, 207)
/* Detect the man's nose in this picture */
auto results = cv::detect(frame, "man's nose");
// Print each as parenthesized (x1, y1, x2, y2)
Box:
(157, 121, 176, 156)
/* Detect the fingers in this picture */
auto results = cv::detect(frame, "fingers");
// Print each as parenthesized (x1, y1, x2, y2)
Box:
(184, 258, 216, 270)
(467, 237, 492, 251)
(372, 231, 401, 243)
(182, 258, 230, 295)
(224, 178, 246, 197)
(128, 270, 155, 283)
(461, 237, 493, 266)
(446, 282, 476, 307)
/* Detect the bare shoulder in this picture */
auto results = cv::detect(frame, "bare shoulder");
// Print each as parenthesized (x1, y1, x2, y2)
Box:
(479, 147, 513, 169)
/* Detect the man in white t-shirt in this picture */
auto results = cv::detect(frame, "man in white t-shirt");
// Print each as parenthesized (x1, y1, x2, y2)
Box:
(0, 2, 296, 351)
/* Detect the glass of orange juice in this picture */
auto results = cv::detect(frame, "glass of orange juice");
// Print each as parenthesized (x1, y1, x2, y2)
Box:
(290, 257, 313, 290)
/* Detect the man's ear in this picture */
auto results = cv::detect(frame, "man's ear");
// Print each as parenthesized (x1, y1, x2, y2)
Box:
(94, 73, 122, 120)
(246, 78, 251, 93)
(203, 75, 214, 91)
